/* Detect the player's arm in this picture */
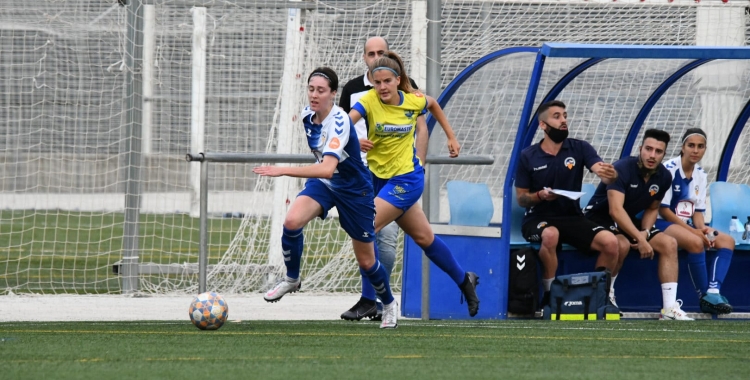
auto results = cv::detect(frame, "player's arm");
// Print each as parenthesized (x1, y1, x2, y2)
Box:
(415, 115, 428, 164)
(640, 200, 660, 232)
(424, 95, 459, 157)
(607, 189, 654, 259)
(516, 187, 556, 208)
(590, 162, 617, 185)
(254, 155, 338, 179)
(658, 206, 708, 244)
(348, 108, 373, 152)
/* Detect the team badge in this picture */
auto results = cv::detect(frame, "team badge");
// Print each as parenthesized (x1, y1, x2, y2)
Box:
(328, 137, 340, 149)
(536, 221, 548, 229)
(695, 185, 699, 195)
(649, 184, 659, 196)
(404, 110, 414, 118)
(564, 157, 576, 170)
(375, 123, 384, 132)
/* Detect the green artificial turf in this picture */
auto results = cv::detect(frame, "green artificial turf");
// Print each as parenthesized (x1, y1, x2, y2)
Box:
(1, 320, 749, 379)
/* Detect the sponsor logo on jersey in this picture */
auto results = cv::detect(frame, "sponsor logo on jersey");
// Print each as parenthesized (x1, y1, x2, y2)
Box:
(649, 184, 659, 196)
(328, 137, 340, 149)
(381, 124, 411, 133)
(564, 157, 576, 169)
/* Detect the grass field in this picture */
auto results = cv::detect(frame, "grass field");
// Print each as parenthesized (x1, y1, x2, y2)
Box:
(1, 320, 749, 379)
(0, 210, 397, 294)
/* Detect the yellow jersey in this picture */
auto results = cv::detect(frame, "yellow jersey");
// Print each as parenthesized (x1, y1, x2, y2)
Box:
(352, 89, 425, 178)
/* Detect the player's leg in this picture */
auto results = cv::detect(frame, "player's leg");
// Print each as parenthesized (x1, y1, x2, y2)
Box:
(371, 221, 398, 320)
(649, 232, 692, 320)
(338, 192, 397, 327)
(351, 239, 397, 328)
(521, 219, 558, 307)
(395, 202, 480, 317)
(705, 232, 735, 314)
(264, 188, 326, 302)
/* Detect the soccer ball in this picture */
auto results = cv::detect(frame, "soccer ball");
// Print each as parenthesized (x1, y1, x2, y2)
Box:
(189, 291, 229, 330)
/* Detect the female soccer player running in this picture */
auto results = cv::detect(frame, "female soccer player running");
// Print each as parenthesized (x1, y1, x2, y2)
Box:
(656, 128, 733, 314)
(348, 51, 480, 317)
(256, 67, 398, 328)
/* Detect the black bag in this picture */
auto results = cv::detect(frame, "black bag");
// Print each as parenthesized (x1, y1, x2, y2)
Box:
(507, 247, 539, 315)
(542, 271, 620, 320)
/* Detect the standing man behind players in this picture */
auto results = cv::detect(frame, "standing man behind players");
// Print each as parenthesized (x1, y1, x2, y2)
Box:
(338, 36, 428, 321)
(584, 129, 692, 320)
(514, 100, 620, 309)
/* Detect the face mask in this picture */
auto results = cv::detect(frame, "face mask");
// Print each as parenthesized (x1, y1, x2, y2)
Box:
(637, 157, 658, 177)
(544, 123, 568, 143)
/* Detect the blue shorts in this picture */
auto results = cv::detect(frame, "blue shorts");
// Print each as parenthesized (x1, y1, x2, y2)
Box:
(298, 178, 376, 243)
(371, 169, 424, 212)
(654, 219, 674, 232)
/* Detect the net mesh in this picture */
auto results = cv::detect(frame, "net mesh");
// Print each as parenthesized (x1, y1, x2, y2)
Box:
(0, 0, 749, 295)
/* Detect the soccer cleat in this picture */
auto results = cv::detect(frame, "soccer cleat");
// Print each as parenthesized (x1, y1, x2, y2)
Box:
(380, 301, 398, 329)
(608, 292, 624, 317)
(340, 297, 377, 321)
(263, 277, 301, 303)
(459, 271, 480, 317)
(699, 293, 733, 315)
(659, 299, 694, 321)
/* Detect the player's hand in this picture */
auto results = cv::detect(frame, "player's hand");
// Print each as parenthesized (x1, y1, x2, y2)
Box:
(699, 226, 714, 248)
(253, 166, 284, 177)
(447, 138, 460, 157)
(633, 238, 654, 260)
(595, 163, 617, 181)
(538, 187, 558, 202)
(359, 138, 374, 152)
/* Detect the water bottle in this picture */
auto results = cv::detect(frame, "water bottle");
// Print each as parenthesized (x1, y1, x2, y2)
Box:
(706, 230, 719, 243)
(729, 216, 744, 244)
(743, 216, 750, 243)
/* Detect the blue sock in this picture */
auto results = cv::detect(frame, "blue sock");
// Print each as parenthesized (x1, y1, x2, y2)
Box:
(363, 260, 394, 305)
(709, 248, 733, 292)
(360, 243, 379, 301)
(422, 236, 465, 286)
(281, 226, 303, 279)
(687, 251, 708, 297)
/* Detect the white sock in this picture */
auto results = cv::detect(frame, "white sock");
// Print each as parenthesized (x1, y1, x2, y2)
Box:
(707, 288, 720, 294)
(661, 282, 678, 310)
(543, 278, 554, 292)
(610, 275, 618, 297)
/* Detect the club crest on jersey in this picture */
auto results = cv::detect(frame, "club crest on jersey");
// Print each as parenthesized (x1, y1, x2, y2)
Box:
(536, 221, 548, 229)
(404, 110, 414, 118)
(649, 184, 659, 196)
(564, 157, 576, 170)
(328, 137, 340, 149)
(695, 185, 699, 195)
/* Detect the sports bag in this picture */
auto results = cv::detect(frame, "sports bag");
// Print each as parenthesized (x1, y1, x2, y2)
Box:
(543, 271, 620, 320)
(507, 247, 539, 315)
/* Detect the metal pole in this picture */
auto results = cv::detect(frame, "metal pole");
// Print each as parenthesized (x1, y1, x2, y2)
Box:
(421, 0, 442, 321)
(122, 0, 144, 294)
(199, 160, 209, 293)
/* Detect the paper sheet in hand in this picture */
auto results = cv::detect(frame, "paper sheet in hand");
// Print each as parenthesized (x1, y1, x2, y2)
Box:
(550, 189, 585, 200)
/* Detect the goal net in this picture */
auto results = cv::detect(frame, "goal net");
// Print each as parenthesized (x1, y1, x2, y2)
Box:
(1, 0, 749, 295)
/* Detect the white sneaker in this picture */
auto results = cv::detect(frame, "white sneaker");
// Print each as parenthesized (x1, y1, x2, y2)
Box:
(380, 301, 398, 329)
(609, 295, 619, 308)
(660, 299, 694, 320)
(263, 277, 301, 302)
